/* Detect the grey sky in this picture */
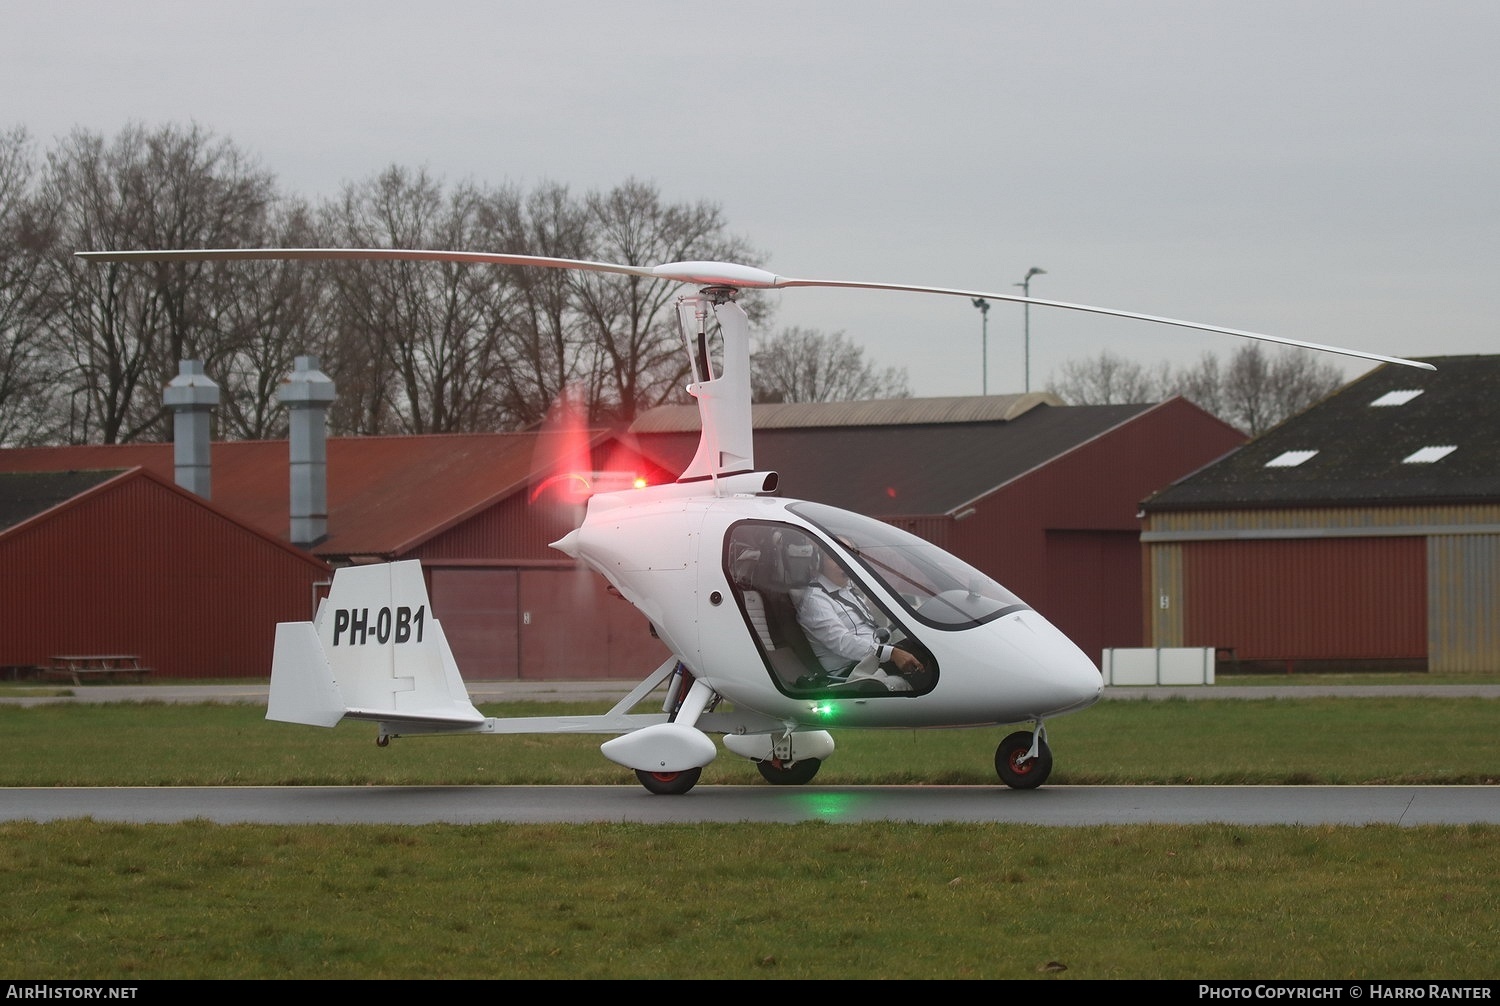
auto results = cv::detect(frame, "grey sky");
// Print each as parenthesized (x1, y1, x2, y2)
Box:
(7, 0, 1495, 397)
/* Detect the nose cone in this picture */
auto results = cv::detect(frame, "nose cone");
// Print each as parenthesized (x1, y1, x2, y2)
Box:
(550, 528, 580, 559)
(999, 611, 1103, 717)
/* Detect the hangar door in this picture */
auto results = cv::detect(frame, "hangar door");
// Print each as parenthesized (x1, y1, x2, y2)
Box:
(1044, 529, 1144, 665)
(427, 565, 670, 681)
(429, 568, 520, 679)
(517, 568, 670, 680)
(1182, 537, 1426, 661)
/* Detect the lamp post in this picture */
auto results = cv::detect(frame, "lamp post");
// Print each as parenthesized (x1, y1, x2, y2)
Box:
(1015, 267, 1046, 392)
(971, 297, 991, 395)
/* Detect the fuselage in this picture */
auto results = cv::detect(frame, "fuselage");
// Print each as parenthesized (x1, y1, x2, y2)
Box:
(553, 475, 1102, 731)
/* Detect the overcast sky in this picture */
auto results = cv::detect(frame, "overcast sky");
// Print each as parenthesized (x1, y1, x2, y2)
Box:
(7, 1, 1496, 397)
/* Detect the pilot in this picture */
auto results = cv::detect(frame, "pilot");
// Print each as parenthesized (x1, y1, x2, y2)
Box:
(795, 546, 925, 688)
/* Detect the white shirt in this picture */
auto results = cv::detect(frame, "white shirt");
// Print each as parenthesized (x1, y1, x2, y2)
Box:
(796, 574, 894, 674)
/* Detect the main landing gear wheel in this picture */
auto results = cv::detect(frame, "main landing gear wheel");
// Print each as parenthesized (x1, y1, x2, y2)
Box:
(756, 757, 822, 786)
(635, 766, 703, 795)
(995, 730, 1053, 790)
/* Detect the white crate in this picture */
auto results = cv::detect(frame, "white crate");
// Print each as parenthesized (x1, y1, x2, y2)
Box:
(1101, 647, 1215, 686)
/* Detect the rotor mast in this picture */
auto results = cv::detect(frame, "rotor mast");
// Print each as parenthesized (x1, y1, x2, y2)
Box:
(675, 286, 754, 485)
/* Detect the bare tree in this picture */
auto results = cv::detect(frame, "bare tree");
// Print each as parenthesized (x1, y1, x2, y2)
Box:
(40, 123, 275, 443)
(1213, 343, 1342, 435)
(1046, 343, 1343, 434)
(9, 132, 765, 441)
(476, 181, 596, 428)
(576, 179, 761, 422)
(1045, 350, 1168, 406)
(750, 326, 911, 403)
(0, 127, 62, 445)
(1168, 351, 1226, 420)
(213, 199, 332, 439)
(317, 166, 516, 435)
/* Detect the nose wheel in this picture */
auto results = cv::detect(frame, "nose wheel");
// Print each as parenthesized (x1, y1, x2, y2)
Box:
(995, 729, 1053, 789)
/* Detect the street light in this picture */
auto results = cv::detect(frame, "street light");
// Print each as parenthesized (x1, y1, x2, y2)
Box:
(971, 297, 991, 395)
(1015, 267, 1046, 392)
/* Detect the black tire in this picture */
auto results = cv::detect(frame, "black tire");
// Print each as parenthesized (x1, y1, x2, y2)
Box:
(995, 730, 1052, 789)
(756, 757, 822, 786)
(635, 766, 702, 795)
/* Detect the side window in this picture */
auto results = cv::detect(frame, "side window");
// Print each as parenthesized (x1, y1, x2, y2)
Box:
(724, 522, 936, 698)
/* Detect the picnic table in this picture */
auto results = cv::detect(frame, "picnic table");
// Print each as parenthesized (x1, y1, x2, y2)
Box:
(45, 654, 154, 685)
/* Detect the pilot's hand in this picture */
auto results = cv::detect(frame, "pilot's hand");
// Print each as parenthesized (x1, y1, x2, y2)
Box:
(891, 647, 923, 674)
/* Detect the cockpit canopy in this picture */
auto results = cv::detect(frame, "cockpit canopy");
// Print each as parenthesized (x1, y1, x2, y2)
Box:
(788, 501, 1028, 630)
(722, 503, 1033, 700)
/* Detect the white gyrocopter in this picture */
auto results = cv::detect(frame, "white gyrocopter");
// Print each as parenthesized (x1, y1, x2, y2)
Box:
(78, 247, 1432, 794)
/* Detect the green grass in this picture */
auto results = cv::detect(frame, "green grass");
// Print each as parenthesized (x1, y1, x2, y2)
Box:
(3, 694, 1497, 980)
(1, 695, 1495, 786)
(1214, 671, 1500, 686)
(1, 820, 1494, 980)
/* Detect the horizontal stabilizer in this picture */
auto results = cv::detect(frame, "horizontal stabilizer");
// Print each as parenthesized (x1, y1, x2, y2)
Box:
(267, 560, 483, 729)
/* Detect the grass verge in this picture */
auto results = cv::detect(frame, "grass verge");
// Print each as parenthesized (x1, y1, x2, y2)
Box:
(1, 696, 1495, 786)
(2, 820, 1495, 980)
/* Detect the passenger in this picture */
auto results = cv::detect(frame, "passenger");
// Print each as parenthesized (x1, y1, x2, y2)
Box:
(795, 547, 924, 689)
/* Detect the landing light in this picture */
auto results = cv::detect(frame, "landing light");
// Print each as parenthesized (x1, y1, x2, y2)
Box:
(589, 470, 647, 493)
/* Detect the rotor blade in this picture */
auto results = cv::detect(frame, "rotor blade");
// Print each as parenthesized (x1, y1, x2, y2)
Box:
(75, 248, 789, 289)
(74, 248, 1433, 371)
(770, 276, 1435, 372)
(74, 247, 664, 281)
(77, 247, 798, 290)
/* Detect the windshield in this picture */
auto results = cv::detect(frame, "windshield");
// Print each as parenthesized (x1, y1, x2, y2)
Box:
(789, 501, 1028, 630)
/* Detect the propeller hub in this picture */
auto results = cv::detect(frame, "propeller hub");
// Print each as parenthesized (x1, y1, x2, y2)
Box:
(650, 261, 780, 289)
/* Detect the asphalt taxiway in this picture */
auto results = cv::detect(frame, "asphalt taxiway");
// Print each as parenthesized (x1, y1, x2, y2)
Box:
(4, 783, 1497, 826)
(6, 680, 1500, 707)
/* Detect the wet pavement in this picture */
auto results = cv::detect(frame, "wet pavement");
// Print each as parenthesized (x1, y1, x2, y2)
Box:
(3, 680, 1497, 707)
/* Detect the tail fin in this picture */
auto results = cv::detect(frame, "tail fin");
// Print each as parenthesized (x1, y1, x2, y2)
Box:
(267, 560, 483, 728)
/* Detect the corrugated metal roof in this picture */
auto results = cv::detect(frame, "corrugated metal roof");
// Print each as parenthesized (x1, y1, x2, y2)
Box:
(0, 470, 123, 531)
(0, 431, 651, 559)
(1144, 355, 1500, 510)
(0, 465, 331, 569)
(1, 393, 1189, 553)
(634, 401, 1157, 516)
(630, 393, 1063, 433)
